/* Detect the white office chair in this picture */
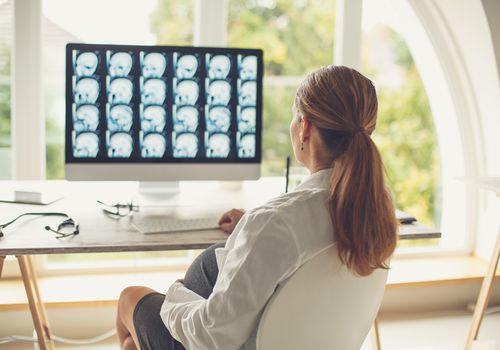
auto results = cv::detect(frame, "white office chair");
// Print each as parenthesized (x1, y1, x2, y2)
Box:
(255, 245, 388, 350)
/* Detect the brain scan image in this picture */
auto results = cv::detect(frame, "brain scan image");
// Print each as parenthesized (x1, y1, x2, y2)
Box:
(175, 80, 199, 106)
(108, 78, 133, 104)
(208, 55, 231, 80)
(107, 132, 133, 158)
(207, 107, 230, 133)
(142, 53, 167, 78)
(173, 133, 198, 158)
(75, 52, 98, 77)
(238, 133, 256, 158)
(141, 133, 166, 158)
(238, 134, 255, 158)
(207, 80, 231, 106)
(173, 106, 199, 133)
(108, 52, 133, 77)
(74, 105, 99, 132)
(73, 132, 99, 158)
(239, 81, 257, 106)
(238, 107, 256, 133)
(74, 78, 99, 105)
(141, 106, 166, 133)
(206, 133, 231, 158)
(108, 105, 133, 132)
(175, 55, 198, 79)
(239, 55, 258, 80)
(142, 79, 167, 105)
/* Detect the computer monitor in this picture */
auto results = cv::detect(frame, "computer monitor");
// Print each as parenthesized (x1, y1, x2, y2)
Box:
(65, 43, 263, 181)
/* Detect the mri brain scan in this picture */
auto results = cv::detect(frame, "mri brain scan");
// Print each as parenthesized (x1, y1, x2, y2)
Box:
(75, 52, 98, 77)
(207, 80, 231, 106)
(108, 105, 133, 132)
(109, 78, 133, 104)
(108, 52, 133, 77)
(75, 78, 99, 105)
(141, 106, 166, 133)
(142, 53, 167, 78)
(142, 79, 167, 105)
(73, 132, 99, 158)
(207, 107, 230, 133)
(208, 55, 231, 80)
(176, 55, 198, 79)
(141, 133, 166, 158)
(173, 106, 199, 133)
(70, 45, 261, 162)
(238, 107, 256, 133)
(74, 105, 99, 132)
(206, 133, 231, 158)
(108, 132, 133, 158)
(239, 81, 257, 106)
(239, 56, 257, 80)
(173, 133, 198, 158)
(175, 80, 199, 106)
(238, 133, 256, 158)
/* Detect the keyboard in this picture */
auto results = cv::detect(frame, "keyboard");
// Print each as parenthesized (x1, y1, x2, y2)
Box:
(133, 217, 220, 234)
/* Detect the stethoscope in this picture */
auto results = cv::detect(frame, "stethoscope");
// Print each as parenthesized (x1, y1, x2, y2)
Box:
(0, 212, 79, 239)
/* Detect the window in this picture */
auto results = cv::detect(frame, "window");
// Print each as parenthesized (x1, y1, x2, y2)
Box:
(228, 0, 336, 175)
(360, 1, 441, 243)
(0, 0, 12, 180)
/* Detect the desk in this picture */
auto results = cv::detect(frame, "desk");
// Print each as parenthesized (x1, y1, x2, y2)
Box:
(0, 180, 440, 350)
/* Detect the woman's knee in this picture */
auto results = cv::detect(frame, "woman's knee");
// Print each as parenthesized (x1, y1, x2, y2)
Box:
(118, 286, 156, 317)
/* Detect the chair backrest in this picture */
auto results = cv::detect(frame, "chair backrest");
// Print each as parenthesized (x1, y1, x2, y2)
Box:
(255, 244, 388, 350)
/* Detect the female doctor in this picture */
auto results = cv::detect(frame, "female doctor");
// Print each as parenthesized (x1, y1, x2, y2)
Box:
(116, 65, 398, 350)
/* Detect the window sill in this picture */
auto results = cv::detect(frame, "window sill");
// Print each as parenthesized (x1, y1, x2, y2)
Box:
(1, 255, 498, 311)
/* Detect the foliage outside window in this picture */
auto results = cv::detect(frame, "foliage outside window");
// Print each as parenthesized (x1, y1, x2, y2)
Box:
(228, 0, 336, 175)
(361, 13, 441, 228)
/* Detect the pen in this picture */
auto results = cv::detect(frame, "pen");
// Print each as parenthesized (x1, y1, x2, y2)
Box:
(285, 155, 290, 193)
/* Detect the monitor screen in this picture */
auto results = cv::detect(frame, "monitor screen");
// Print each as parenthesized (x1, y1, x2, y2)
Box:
(65, 43, 263, 180)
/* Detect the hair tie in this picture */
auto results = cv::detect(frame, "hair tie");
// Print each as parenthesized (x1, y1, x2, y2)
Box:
(352, 127, 366, 135)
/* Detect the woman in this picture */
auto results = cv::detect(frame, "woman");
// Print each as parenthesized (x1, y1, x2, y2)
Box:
(116, 65, 398, 350)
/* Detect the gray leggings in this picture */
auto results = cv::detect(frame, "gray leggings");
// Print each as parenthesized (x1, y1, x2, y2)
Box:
(133, 242, 225, 350)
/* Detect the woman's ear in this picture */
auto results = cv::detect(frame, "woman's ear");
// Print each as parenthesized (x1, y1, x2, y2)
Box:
(300, 116, 312, 143)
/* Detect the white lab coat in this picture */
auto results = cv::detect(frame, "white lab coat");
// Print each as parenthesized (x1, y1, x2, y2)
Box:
(160, 168, 335, 350)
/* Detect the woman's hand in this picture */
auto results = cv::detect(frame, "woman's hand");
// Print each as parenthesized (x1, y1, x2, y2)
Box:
(218, 209, 245, 234)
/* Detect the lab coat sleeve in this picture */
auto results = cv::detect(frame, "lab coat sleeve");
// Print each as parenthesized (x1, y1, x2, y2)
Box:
(160, 211, 299, 350)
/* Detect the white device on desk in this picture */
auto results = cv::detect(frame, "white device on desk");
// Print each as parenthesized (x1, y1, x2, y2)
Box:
(133, 216, 220, 234)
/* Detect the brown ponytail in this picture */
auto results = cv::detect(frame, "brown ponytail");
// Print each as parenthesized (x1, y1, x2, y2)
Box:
(295, 66, 398, 276)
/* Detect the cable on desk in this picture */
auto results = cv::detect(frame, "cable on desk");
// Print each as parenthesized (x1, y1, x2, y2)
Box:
(0, 328, 116, 345)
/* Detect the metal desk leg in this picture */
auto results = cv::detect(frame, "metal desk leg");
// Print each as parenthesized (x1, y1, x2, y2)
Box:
(0, 256, 5, 279)
(465, 229, 500, 349)
(372, 318, 381, 350)
(17, 255, 55, 350)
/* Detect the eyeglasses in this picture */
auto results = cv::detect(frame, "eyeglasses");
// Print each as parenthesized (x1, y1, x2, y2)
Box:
(0, 212, 79, 239)
(97, 200, 139, 217)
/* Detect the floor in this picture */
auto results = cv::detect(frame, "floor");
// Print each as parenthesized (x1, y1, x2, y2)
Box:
(1, 311, 500, 350)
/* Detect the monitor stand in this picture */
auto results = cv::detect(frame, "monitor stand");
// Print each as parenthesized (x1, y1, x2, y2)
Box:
(138, 181, 181, 205)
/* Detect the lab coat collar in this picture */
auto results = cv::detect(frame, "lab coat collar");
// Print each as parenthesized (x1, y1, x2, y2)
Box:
(294, 168, 333, 191)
